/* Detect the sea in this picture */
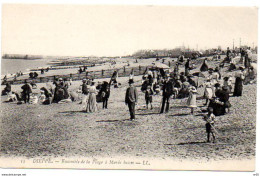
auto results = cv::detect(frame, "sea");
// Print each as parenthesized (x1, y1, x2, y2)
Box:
(1, 58, 51, 76)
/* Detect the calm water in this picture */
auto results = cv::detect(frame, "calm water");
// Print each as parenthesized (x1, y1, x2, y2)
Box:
(1, 58, 51, 75)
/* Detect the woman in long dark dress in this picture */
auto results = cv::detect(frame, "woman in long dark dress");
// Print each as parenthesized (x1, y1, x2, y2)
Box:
(208, 98, 224, 116)
(208, 85, 230, 116)
(233, 68, 244, 96)
(53, 78, 69, 103)
(185, 58, 191, 76)
(200, 58, 209, 72)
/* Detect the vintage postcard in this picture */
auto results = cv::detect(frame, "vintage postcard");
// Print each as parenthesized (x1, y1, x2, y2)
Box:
(0, 4, 258, 171)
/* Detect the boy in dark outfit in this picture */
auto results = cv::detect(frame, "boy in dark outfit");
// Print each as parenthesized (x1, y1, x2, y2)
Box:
(145, 85, 153, 109)
(21, 80, 32, 103)
(203, 107, 216, 143)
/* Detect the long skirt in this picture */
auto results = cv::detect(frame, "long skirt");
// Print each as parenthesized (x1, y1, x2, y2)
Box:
(233, 77, 243, 96)
(200, 63, 208, 72)
(187, 93, 197, 108)
(86, 93, 98, 112)
(204, 87, 213, 99)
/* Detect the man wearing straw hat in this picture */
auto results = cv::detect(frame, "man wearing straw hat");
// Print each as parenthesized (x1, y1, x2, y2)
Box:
(125, 79, 138, 120)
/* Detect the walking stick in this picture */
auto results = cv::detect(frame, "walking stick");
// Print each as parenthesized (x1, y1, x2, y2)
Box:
(206, 120, 220, 136)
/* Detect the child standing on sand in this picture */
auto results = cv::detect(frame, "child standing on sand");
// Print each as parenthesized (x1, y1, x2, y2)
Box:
(203, 107, 216, 143)
(145, 85, 153, 109)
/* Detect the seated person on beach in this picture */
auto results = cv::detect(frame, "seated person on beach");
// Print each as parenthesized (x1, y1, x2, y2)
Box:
(34, 72, 38, 78)
(5, 92, 17, 102)
(244, 67, 256, 84)
(53, 78, 70, 103)
(29, 93, 39, 104)
(208, 86, 231, 116)
(30, 81, 37, 89)
(2, 82, 11, 96)
(39, 90, 46, 104)
(40, 87, 53, 105)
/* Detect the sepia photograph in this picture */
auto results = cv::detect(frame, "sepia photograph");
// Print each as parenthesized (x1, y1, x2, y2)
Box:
(0, 4, 258, 171)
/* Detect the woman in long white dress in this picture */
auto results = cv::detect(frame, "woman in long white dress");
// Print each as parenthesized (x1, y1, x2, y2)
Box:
(187, 86, 197, 115)
(204, 79, 213, 106)
(86, 82, 98, 113)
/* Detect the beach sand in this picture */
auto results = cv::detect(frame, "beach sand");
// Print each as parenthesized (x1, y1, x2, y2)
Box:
(0, 66, 257, 162)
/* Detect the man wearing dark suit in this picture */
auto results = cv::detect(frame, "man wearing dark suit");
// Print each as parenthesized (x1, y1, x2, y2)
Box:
(125, 79, 138, 120)
(160, 75, 173, 113)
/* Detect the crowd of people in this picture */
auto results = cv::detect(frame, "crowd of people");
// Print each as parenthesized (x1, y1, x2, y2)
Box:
(125, 46, 256, 142)
(1, 46, 256, 142)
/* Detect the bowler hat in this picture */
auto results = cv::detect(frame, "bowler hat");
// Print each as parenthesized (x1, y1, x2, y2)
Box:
(128, 79, 134, 84)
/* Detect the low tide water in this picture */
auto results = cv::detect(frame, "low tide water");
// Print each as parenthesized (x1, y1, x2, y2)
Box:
(1, 58, 51, 76)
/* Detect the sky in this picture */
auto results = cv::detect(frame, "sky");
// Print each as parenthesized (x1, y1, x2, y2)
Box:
(2, 4, 258, 57)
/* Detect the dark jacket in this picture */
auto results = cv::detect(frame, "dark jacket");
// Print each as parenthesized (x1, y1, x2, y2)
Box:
(162, 80, 173, 97)
(125, 86, 138, 103)
(21, 83, 32, 94)
(82, 83, 89, 95)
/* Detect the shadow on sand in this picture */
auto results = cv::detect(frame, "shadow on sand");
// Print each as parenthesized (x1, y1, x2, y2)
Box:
(168, 113, 191, 117)
(96, 119, 130, 123)
(164, 141, 207, 145)
(59, 110, 85, 114)
(136, 112, 161, 116)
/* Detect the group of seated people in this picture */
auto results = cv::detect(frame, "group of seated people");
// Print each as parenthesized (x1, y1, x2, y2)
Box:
(2, 77, 75, 105)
